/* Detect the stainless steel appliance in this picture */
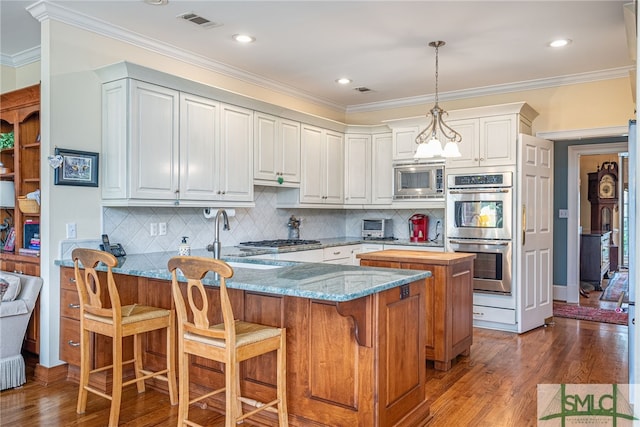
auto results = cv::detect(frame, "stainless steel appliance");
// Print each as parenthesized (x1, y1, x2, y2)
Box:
(446, 172, 512, 240)
(393, 161, 444, 200)
(447, 238, 512, 295)
(446, 172, 513, 295)
(362, 219, 393, 239)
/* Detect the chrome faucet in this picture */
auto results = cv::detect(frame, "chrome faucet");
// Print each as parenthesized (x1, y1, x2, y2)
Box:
(206, 209, 230, 259)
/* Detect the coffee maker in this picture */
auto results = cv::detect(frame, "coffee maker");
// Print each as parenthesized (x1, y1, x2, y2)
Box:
(409, 214, 428, 242)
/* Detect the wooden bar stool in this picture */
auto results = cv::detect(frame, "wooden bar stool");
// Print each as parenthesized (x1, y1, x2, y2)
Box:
(72, 248, 178, 426)
(168, 256, 288, 427)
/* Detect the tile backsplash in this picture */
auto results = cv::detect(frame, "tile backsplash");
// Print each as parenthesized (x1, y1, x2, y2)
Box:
(102, 186, 444, 255)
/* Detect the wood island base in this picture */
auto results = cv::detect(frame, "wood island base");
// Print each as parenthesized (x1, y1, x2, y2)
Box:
(59, 267, 430, 426)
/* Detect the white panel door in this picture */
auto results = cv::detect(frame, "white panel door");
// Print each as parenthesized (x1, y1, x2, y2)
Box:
(254, 112, 278, 181)
(300, 125, 325, 203)
(517, 134, 553, 332)
(481, 115, 517, 166)
(220, 104, 253, 201)
(130, 81, 179, 199)
(324, 130, 344, 204)
(179, 93, 219, 201)
(279, 118, 301, 183)
(372, 133, 393, 204)
(344, 134, 371, 205)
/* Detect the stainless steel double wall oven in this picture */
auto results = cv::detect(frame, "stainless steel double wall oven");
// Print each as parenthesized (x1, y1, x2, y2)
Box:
(446, 172, 513, 295)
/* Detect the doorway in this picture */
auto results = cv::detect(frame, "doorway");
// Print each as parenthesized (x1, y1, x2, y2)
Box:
(567, 141, 629, 303)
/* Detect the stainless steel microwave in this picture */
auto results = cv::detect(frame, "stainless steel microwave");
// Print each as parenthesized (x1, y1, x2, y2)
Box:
(393, 161, 444, 200)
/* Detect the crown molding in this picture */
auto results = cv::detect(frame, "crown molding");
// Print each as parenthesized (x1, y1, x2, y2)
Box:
(0, 46, 41, 68)
(346, 67, 636, 114)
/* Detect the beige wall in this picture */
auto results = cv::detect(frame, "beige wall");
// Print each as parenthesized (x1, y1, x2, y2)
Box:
(0, 62, 40, 93)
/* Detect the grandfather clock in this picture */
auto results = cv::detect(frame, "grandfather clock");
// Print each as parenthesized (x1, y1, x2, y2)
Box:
(587, 161, 618, 234)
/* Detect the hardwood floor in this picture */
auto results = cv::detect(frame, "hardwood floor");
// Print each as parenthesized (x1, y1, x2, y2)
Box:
(1, 317, 628, 427)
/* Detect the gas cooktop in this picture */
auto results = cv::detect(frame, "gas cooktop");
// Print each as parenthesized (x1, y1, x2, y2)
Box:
(239, 239, 322, 249)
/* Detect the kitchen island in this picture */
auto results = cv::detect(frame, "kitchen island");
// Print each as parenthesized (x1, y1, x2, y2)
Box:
(357, 250, 475, 371)
(57, 250, 432, 426)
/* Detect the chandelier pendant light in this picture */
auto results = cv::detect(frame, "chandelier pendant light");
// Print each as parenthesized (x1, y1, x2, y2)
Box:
(414, 41, 462, 159)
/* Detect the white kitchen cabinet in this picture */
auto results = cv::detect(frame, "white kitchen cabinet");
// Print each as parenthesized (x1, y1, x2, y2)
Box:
(102, 79, 180, 201)
(344, 134, 371, 205)
(277, 249, 324, 262)
(179, 92, 219, 201)
(323, 246, 353, 265)
(372, 133, 393, 204)
(219, 103, 254, 202)
(101, 78, 253, 205)
(254, 112, 301, 186)
(445, 115, 518, 168)
(353, 243, 384, 265)
(344, 131, 393, 206)
(392, 126, 420, 160)
(300, 124, 344, 204)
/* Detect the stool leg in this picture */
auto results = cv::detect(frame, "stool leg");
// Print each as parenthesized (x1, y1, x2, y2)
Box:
(76, 326, 91, 414)
(109, 332, 124, 427)
(225, 359, 238, 427)
(134, 333, 145, 393)
(277, 333, 288, 426)
(177, 351, 190, 427)
(166, 313, 178, 405)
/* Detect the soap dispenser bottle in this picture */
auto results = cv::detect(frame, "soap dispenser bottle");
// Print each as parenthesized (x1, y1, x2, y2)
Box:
(178, 236, 191, 256)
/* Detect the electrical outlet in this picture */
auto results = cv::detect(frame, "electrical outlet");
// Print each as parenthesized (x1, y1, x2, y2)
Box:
(150, 223, 158, 236)
(558, 209, 569, 218)
(159, 222, 167, 236)
(66, 223, 77, 239)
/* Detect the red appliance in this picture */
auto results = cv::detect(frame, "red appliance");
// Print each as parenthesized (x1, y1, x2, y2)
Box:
(409, 214, 428, 242)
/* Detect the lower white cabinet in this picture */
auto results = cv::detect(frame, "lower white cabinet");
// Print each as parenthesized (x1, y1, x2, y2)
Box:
(323, 246, 352, 265)
(382, 244, 445, 252)
(277, 249, 324, 263)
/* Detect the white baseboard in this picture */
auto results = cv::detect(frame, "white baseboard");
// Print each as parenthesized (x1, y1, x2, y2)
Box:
(553, 284, 568, 302)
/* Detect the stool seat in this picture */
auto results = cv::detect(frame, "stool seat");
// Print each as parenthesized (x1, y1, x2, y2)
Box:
(73, 248, 178, 427)
(168, 255, 289, 427)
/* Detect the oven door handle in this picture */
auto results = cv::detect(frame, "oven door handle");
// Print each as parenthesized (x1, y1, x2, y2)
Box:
(447, 188, 510, 194)
(448, 239, 510, 246)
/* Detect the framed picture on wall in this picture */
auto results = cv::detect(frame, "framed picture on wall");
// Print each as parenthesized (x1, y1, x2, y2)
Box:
(53, 148, 99, 187)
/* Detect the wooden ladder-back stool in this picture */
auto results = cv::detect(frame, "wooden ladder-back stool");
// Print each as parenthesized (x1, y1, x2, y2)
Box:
(167, 256, 288, 427)
(72, 248, 178, 426)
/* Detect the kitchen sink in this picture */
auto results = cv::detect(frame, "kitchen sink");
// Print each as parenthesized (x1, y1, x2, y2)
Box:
(226, 261, 284, 270)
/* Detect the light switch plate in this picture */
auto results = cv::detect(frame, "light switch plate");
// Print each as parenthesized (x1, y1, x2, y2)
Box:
(66, 223, 77, 239)
(558, 209, 569, 218)
(159, 222, 167, 236)
(150, 223, 158, 236)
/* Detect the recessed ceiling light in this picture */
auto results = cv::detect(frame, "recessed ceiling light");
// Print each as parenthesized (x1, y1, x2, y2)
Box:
(549, 39, 572, 48)
(233, 34, 255, 44)
(336, 78, 352, 85)
(144, 0, 168, 5)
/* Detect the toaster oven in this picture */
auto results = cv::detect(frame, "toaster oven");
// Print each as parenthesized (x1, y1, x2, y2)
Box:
(362, 219, 394, 239)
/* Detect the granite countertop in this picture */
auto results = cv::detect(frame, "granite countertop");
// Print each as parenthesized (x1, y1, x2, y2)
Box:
(56, 248, 431, 302)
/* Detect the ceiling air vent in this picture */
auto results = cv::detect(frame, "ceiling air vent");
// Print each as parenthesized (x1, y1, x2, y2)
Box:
(354, 87, 372, 93)
(177, 12, 222, 29)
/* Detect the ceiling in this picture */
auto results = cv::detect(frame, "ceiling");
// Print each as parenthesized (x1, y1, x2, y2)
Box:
(0, 1, 636, 112)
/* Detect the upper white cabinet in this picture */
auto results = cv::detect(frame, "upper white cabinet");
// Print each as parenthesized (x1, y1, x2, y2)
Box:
(445, 103, 537, 170)
(101, 78, 253, 206)
(344, 131, 393, 206)
(300, 124, 344, 204)
(344, 134, 371, 205)
(392, 126, 421, 160)
(372, 133, 394, 205)
(445, 115, 517, 168)
(254, 112, 301, 187)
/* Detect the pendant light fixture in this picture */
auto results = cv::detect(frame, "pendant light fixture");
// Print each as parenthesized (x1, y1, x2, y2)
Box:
(414, 41, 462, 159)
